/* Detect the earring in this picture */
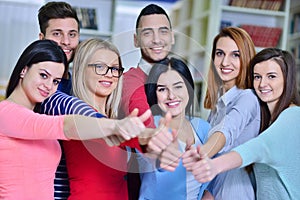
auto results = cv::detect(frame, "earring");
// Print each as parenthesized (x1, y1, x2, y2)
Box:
(20, 73, 24, 78)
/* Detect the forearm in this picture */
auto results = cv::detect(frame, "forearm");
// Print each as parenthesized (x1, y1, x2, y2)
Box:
(63, 115, 116, 140)
(202, 131, 226, 158)
(213, 151, 242, 174)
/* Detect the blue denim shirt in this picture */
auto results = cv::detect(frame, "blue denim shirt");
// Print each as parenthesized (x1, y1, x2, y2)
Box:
(207, 86, 261, 200)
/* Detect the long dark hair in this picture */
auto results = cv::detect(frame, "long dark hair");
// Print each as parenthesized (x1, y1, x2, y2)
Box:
(145, 57, 194, 117)
(6, 39, 67, 102)
(249, 48, 300, 131)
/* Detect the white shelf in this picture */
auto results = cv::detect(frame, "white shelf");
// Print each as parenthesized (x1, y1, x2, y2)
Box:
(289, 32, 300, 41)
(80, 29, 112, 39)
(221, 5, 287, 16)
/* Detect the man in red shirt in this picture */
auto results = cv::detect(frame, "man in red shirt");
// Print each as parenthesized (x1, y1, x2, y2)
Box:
(120, 4, 174, 128)
(120, 4, 175, 199)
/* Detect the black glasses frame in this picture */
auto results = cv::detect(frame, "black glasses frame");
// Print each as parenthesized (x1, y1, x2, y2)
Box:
(88, 63, 124, 78)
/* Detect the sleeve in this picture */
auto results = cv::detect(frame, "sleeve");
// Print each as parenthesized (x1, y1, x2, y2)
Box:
(129, 86, 155, 128)
(192, 118, 211, 144)
(0, 102, 66, 140)
(234, 108, 298, 168)
(208, 91, 260, 152)
(121, 69, 155, 128)
(41, 91, 102, 117)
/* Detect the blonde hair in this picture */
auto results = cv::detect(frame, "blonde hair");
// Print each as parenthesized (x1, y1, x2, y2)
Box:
(204, 27, 256, 110)
(72, 38, 123, 118)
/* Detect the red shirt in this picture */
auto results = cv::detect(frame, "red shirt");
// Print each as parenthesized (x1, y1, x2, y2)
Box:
(120, 67, 155, 151)
(63, 139, 129, 200)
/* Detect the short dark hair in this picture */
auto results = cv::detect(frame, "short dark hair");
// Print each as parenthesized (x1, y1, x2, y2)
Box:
(145, 57, 194, 117)
(249, 48, 300, 130)
(38, 1, 80, 34)
(135, 4, 172, 31)
(6, 40, 67, 98)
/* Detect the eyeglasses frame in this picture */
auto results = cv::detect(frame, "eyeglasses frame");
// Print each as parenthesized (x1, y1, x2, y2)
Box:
(88, 63, 124, 78)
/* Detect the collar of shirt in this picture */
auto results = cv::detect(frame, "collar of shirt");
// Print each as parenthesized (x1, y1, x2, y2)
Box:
(138, 58, 152, 75)
(219, 85, 241, 107)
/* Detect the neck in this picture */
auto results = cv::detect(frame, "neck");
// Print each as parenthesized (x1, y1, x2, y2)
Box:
(169, 113, 187, 130)
(8, 89, 35, 110)
(93, 96, 107, 115)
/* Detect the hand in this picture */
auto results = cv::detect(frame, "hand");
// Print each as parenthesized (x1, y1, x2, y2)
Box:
(182, 144, 200, 171)
(146, 112, 173, 157)
(159, 131, 182, 171)
(191, 146, 217, 183)
(114, 108, 151, 140)
(103, 135, 125, 147)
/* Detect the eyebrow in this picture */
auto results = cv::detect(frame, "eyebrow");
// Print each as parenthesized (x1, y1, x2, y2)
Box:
(141, 26, 170, 32)
(157, 81, 184, 87)
(50, 29, 78, 33)
(40, 69, 62, 80)
(216, 49, 240, 53)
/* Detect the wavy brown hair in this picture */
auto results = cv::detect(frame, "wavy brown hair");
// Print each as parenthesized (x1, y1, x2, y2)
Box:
(204, 27, 256, 110)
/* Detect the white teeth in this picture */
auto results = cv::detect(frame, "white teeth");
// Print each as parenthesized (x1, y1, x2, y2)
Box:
(101, 81, 111, 85)
(152, 47, 163, 50)
(221, 68, 232, 73)
(168, 102, 179, 106)
(260, 89, 271, 93)
(63, 50, 71, 53)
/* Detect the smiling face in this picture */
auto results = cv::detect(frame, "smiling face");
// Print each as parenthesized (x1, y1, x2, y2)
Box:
(39, 18, 79, 63)
(84, 49, 120, 103)
(156, 70, 189, 118)
(253, 59, 284, 113)
(21, 61, 64, 107)
(214, 36, 241, 90)
(134, 14, 174, 63)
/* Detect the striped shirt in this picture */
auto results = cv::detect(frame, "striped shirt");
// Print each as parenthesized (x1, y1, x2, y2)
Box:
(41, 90, 101, 199)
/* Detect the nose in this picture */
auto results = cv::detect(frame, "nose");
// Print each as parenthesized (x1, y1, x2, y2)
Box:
(104, 68, 113, 78)
(168, 89, 175, 100)
(44, 79, 53, 90)
(221, 55, 231, 66)
(60, 34, 70, 45)
(259, 76, 268, 87)
(152, 30, 161, 44)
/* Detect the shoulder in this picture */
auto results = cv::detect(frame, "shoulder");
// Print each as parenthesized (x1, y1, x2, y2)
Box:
(237, 89, 257, 100)
(277, 106, 300, 120)
(233, 89, 260, 109)
(190, 117, 211, 139)
(190, 117, 210, 128)
(124, 67, 144, 77)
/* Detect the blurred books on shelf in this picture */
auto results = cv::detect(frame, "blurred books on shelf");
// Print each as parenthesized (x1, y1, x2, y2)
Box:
(291, 44, 300, 60)
(290, 13, 300, 34)
(229, 0, 284, 11)
(240, 24, 282, 47)
(74, 7, 98, 30)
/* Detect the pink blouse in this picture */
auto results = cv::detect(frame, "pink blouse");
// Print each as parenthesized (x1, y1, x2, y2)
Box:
(0, 100, 67, 200)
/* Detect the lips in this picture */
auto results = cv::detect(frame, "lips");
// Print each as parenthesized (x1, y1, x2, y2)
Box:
(260, 89, 272, 94)
(151, 46, 163, 53)
(166, 100, 180, 108)
(63, 49, 72, 55)
(39, 88, 49, 98)
(99, 80, 112, 87)
(220, 67, 233, 74)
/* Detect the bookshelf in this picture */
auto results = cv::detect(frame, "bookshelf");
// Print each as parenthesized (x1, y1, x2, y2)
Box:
(288, 5, 300, 91)
(170, 0, 290, 118)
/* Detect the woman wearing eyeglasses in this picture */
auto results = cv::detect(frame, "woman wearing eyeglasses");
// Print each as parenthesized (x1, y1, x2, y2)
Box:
(62, 38, 133, 199)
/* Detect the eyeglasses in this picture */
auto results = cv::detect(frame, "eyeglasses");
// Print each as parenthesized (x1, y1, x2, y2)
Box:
(88, 63, 124, 78)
